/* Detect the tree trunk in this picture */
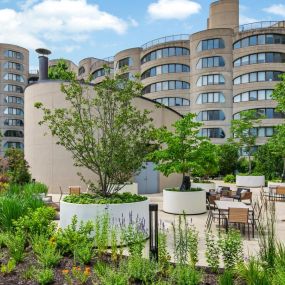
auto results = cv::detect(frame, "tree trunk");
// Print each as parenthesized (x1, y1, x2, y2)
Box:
(180, 174, 190, 191)
(248, 154, 252, 174)
(282, 157, 285, 182)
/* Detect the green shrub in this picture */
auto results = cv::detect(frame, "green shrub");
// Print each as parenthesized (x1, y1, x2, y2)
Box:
(13, 206, 56, 237)
(218, 229, 243, 270)
(218, 270, 234, 285)
(32, 235, 62, 268)
(223, 174, 235, 183)
(171, 265, 202, 285)
(0, 258, 16, 275)
(205, 231, 220, 273)
(36, 268, 54, 285)
(23, 182, 48, 195)
(4, 231, 25, 263)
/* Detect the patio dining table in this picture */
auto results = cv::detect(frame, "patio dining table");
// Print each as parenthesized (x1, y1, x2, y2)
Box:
(215, 200, 254, 230)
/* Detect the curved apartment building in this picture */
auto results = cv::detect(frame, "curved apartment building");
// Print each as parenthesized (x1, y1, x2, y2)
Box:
(0, 43, 29, 154)
(71, 0, 285, 146)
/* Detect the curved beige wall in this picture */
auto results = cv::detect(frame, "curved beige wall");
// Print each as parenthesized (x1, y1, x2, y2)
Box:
(24, 81, 182, 193)
(190, 28, 234, 142)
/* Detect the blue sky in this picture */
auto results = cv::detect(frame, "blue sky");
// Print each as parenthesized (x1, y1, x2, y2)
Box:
(0, 0, 284, 68)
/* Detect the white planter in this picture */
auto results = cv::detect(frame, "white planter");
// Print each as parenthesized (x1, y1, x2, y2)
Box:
(236, 175, 265, 187)
(60, 199, 149, 233)
(192, 182, 215, 191)
(268, 182, 285, 188)
(117, 183, 138, 194)
(163, 189, 206, 215)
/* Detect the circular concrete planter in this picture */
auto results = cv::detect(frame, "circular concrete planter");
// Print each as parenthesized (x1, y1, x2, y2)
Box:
(163, 189, 206, 215)
(268, 182, 285, 188)
(192, 182, 215, 191)
(236, 175, 265, 187)
(60, 199, 149, 233)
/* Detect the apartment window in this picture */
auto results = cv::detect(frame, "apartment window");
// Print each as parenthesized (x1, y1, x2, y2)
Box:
(5, 96, 24, 105)
(141, 64, 190, 79)
(233, 71, 282, 85)
(4, 107, 24, 115)
(141, 47, 189, 64)
(199, 128, 225, 138)
(233, 108, 285, 119)
(197, 56, 225, 69)
(197, 110, 225, 121)
(154, 97, 190, 107)
(3, 62, 24, 71)
(117, 57, 133, 69)
(233, 34, 285, 49)
(4, 130, 24, 138)
(92, 68, 105, 79)
(3, 84, 23, 93)
(3, 73, 25, 83)
(4, 50, 24, 60)
(196, 92, 225, 104)
(142, 80, 190, 94)
(4, 119, 24, 126)
(197, 38, 225, 51)
(78, 66, 85, 76)
(234, 52, 285, 67)
(4, 142, 24, 149)
(197, 74, 225, 86)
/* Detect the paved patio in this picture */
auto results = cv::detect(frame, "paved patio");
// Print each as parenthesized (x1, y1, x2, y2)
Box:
(50, 181, 285, 267)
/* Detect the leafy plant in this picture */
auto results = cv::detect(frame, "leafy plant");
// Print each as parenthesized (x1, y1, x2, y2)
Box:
(4, 148, 31, 184)
(32, 235, 62, 268)
(218, 270, 234, 285)
(158, 227, 171, 272)
(4, 231, 26, 263)
(55, 216, 94, 256)
(148, 113, 217, 190)
(218, 143, 239, 176)
(205, 231, 220, 273)
(35, 70, 154, 196)
(94, 213, 110, 257)
(230, 110, 262, 174)
(0, 258, 16, 275)
(218, 229, 243, 270)
(36, 268, 54, 285)
(48, 59, 76, 80)
(95, 262, 128, 285)
(223, 174, 235, 183)
(171, 265, 202, 285)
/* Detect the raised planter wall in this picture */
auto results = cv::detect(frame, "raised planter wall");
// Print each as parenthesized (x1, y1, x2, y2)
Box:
(268, 182, 285, 188)
(192, 182, 215, 191)
(236, 175, 265, 187)
(163, 189, 206, 215)
(60, 199, 149, 232)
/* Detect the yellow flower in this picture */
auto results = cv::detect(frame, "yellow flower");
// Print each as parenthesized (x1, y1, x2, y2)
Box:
(62, 269, 69, 275)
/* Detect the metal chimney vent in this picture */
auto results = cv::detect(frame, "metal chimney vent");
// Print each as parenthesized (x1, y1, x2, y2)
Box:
(35, 48, 51, 81)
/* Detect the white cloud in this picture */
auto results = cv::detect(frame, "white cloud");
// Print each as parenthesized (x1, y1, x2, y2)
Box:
(147, 0, 201, 20)
(264, 4, 285, 17)
(0, 0, 131, 49)
(239, 15, 259, 25)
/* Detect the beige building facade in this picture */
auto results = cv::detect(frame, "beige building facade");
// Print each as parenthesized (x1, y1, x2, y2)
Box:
(67, 0, 285, 146)
(0, 43, 29, 154)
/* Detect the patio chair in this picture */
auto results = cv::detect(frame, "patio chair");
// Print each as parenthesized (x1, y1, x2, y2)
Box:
(276, 186, 285, 201)
(207, 194, 220, 210)
(240, 191, 253, 204)
(69, 186, 81, 195)
(232, 188, 250, 201)
(223, 208, 251, 239)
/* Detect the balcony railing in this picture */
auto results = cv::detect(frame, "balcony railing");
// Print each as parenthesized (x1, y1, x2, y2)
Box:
(141, 34, 190, 50)
(90, 56, 114, 71)
(235, 21, 285, 33)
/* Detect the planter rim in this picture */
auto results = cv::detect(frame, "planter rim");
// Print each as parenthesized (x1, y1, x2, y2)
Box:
(60, 197, 149, 206)
(163, 188, 205, 192)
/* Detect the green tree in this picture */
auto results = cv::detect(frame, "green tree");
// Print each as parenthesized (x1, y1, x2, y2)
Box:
(267, 125, 285, 181)
(254, 143, 283, 181)
(35, 71, 154, 196)
(218, 143, 239, 176)
(5, 148, 31, 184)
(230, 110, 262, 174)
(48, 59, 76, 81)
(148, 113, 217, 190)
(271, 73, 285, 113)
